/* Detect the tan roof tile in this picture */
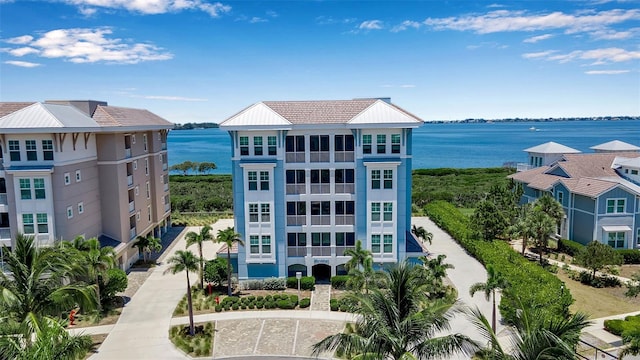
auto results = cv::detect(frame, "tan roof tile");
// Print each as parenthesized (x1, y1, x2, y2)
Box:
(558, 153, 640, 178)
(92, 105, 173, 127)
(263, 99, 377, 124)
(560, 178, 617, 197)
(0, 102, 37, 118)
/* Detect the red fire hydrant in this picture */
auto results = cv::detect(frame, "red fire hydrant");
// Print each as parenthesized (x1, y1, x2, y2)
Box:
(215, 296, 220, 305)
(69, 309, 77, 326)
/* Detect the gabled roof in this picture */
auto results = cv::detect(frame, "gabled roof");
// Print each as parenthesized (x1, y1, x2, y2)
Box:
(0, 103, 100, 131)
(559, 153, 638, 178)
(220, 99, 423, 129)
(524, 142, 581, 154)
(590, 140, 640, 152)
(559, 178, 618, 198)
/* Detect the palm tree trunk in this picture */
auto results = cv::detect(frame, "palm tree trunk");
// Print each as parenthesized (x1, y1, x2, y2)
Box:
(492, 290, 497, 333)
(198, 244, 204, 289)
(521, 236, 527, 255)
(186, 271, 194, 336)
(226, 248, 232, 296)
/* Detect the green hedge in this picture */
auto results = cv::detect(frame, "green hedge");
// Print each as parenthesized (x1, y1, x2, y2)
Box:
(604, 315, 640, 336)
(424, 201, 573, 323)
(617, 249, 640, 264)
(286, 276, 315, 290)
(558, 239, 584, 256)
(331, 275, 350, 290)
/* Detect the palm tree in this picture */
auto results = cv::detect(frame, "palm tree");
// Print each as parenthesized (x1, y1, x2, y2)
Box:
(509, 203, 535, 255)
(215, 227, 244, 296)
(346, 256, 383, 294)
(164, 250, 199, 336)
(79, 238, 116, 311)
(528, 207, 556, 264)
(535, 194, 564, 227)
(619, 329, 640, 359)
(412, 224, 433, 245)
(420, 254, 454, 289)
(0, 234, 98, 323)
(185, 225, 213, 289)
(313, 261, 478, 359)
(469, 265, 509, 333)
(468, 303, 590, 360)
(134, 233, 162, 263)
(344, 240, 372, 272)
(0, 313, 92, 360)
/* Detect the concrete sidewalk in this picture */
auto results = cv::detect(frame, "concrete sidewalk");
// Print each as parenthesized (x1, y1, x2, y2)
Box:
(89, 219, 233, 359)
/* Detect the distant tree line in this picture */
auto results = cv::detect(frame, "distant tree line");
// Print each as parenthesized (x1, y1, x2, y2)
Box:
(173, 122, 219, 130)
(170, 161, 217, 175)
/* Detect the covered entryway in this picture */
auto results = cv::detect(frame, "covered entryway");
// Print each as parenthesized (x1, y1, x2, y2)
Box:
(312, 264, 331, 283)
(287, 264, 307, 278)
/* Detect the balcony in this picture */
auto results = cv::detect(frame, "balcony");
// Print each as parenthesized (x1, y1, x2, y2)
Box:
(310, 184, 330, 194)
(310, 215, 331, 225)
(517, 163, 534, 172)
(311, 247, 331, 256)
(129, 227, 136, 240)
(286, 184, 305, 195)
(164, 183, 169, 192)
(335, 215, 354, 226)
(335, 184, 355, 194)
(287, 247, 307, 257)
(0, 228, 10, 240)
(310, 152, 330, 163)
(127, 175, 134, 187)
(335, 245, 355, 256)
(125, 148, 132, 158)
(129, 201, 135, 213)
(0, 194, 6, 205)
(285, 153, 305, 163)
(162, 162, 168, 171)
(286, 215, 306, 226)
(334, 151, 354, 163)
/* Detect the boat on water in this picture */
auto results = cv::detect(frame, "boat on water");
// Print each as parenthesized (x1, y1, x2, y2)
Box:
(529, 126, 537, 131)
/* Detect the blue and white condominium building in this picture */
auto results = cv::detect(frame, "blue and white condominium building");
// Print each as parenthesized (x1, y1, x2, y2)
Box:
(220, 98, 426, 280)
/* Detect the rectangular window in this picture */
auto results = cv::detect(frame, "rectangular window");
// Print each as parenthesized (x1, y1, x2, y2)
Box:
(335, 201, 355, 215)
(371, 234, 381, 253)
(335, 135, 354, 151)
(362, 134, 372, 154)
(26, 140, 37, 161)
(146, 182, 150, 199)
(9, 140, 20, 161)
(249, 204, 259, 222)
(22, 214, 34, 234)
(607, 232, 626, 248)
(143, 134, 148, 151)
(148, 205, 152, 222)
(383, 234, 393, 253)
(253, 136, 263, 156)
(133, 160, 138, 170)
(64, 173, 71, 185)
(261, 203, 270, 222)
(36, 213, 48, 233)
(145, 159, 149, 176)
(78, 202, 84, 214)
(286, 170, 306, 184)
(20, 179, 31, 200)
(335, 169, 354, 184)
(248, 171, 258, 191)
(606, 199, 625, 214)
(67, 206, 73, 219)
(287, 233, 307, 246)
(33, 178, 45, 199)
(557, 191, 563, 205)
(260, 171, 269, 190)
(391, 134, 401, 154)
(335, 232, 355, 246)
(371, 202, 381, 221)
(75, 170, 81, 182)
(384, 170, 393, 189)
(267, 136, 277, 155)
(371, 170, 381, 189)
(309, 135, 329, 152)
(285, 136, 305, 152)
(311, 201, 331, 215)
(250, 235, 260, 254)
(383, 202, 393, 221)
(262, 235, 271, 254)
(240, 136, 249, 156)
(377, 134, 386, 154)
(42, 140, 54, 160)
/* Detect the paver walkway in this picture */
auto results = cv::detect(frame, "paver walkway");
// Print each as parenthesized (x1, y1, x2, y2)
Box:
(311, 284, 332, 311)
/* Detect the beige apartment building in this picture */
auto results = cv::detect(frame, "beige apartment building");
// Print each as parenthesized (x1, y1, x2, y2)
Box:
(0, 100, 173, 270)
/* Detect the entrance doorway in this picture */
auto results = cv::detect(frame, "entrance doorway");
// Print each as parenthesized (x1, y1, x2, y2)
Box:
(312, 264, 331, 283)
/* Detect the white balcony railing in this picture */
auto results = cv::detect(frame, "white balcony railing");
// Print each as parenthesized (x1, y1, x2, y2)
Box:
(286, 215, 306, 226)
(311, 247, 331, 256)
(334, 151, 354, 163)
(311, 215, 331, 225)
(164, 203, 171, 213)
(129, 227, 136, 240)
(125, 148, 132, 158)
(335, 184, 355, 194)
(0, 228, 10, 240)
(127, 175, 134, 186)
(0, 194, 7, 205)
(129, 201, 135, 213)
(286, 184, 306, 195)
(287, 247, 307, 257)
(517, 163, 534, 172)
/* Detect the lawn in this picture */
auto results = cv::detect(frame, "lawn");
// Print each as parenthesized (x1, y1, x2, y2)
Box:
(556, 269, 640, 318)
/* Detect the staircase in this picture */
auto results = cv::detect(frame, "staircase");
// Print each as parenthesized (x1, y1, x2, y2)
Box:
(310, 284, 331, 311)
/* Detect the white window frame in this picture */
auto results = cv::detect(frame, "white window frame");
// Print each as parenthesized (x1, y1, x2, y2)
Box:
(146, 181, 150, 199)
(78, 202, 84, 214)
(135, 185, 139, 196)
(67, 206, 73, 219)
(132, 134, 136, 144)
(557, 191, 564, 206)
(143, 134, 148, 152)
(75, 170, 82, 182)
(145, 159, 149, 176)
(607, 231, 626, 248)
(133, 160, 138, 170)
(64, 172, 71, 185)
(606, 198, 625, 214)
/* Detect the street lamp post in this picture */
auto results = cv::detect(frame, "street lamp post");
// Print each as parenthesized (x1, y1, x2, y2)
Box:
(296, 271, 302, 296)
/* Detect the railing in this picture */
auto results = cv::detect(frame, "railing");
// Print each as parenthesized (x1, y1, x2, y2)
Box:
(335, 184, 354, 194)
(334, 151, 354, 163)
(576, 340, 617, 360)
(162, 162, 168, 171)
(161, 142, 167, 150)
(164, 183, 169, 192)
(0, 228, 10, 240)
(127, 175, 133, 186)
(286, 184, 306, 195)
(310, 152, 330, 163)
(311, 247, 331, 256)
(129, 227, 136, 240)
(285, 153, 305, 163)
(125, 148, 132, 158)
(311, 215, 331, 225)
(286, 215, 306, 226)
(164, 203, 171, 213)
(129, 201, 135, 213)
(517, 163, 534, 172)
(36, 234, 53, 247)
(310, 184, 330, 194)
(335, 246, 355, 256)
(335, 215, 354, 226)
(0, 194, 7, 205)
(287, 247, 307, 257)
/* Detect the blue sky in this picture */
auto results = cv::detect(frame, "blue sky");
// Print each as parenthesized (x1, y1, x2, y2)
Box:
(1, 0, 639, 122)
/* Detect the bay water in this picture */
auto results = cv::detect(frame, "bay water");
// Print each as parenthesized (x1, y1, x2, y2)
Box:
(167, 120, 640, 174)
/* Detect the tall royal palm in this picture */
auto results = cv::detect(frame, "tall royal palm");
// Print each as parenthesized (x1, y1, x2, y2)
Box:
(313, 261, 478, 359)
(186, 225, 213, 289)
(134, 233, 162, 263)
(164, 250, 199, 336)
(0, 234, 97, 323)
(216, 227, 244, 296)
(469, 265, 508, 333)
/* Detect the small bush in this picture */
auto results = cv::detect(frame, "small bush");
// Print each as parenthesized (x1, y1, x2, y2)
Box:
(256, 295, 264, 301)
(617, 249, 640, 264)
(277, 299, 295, 309)
(287, 276, 316, 290)
(558, 239, 584, 256)
(573, 270, 622, 288)
(215, 305, 222, 312)
(299, 298, 311, 308)
(330, 302, 339, 311)
(232, 304, 239, 310)
(263, 277, 287, 290)
(331, 275, 350, 290)
(289, 294, 299, 306)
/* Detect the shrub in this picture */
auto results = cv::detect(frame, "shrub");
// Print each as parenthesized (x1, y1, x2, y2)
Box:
(287, 276, 316, 290)
(299, 298, 311, 308)
(240, 279, 264, 290)
(330, 301, 339, 311)
(231, 304, 239, 310)
(572, 270, 622, 288)
(604, 315, 640, 336)
(101, 268, 128, 303)
(331, 275, 350, 290)
(263, 277, 287, 290)
(277, 299, 295, 309)
(247, 295, 256, 301)
(256, 295, 264, 301)
(558, 239, 584, 256)
(215, 305, 222, 312)
(289, 294, 299, 306)
(617, 249, 640, 264)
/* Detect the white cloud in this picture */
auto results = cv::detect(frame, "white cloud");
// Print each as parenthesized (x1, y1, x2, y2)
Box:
(590, 28, 636, 39)
(249, 17, 267, 23)
(523, 34, 554, 43)
(400, 84, 416, 88)
(391, 20, 422, 33)
(315, 16, 356, 25)
(5, 35, 33, 44)
(4, 60, 41, 67)
(585, 69, 630, 74)
(522, 50, 557, 58)
(266, 10, 278, 18)
(359, 20, 383, 30)
(423, 9, 640, 36)
(525, 47, 640, 64)
(64, 0, 231, 17)
(3, 27, 173, 64)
